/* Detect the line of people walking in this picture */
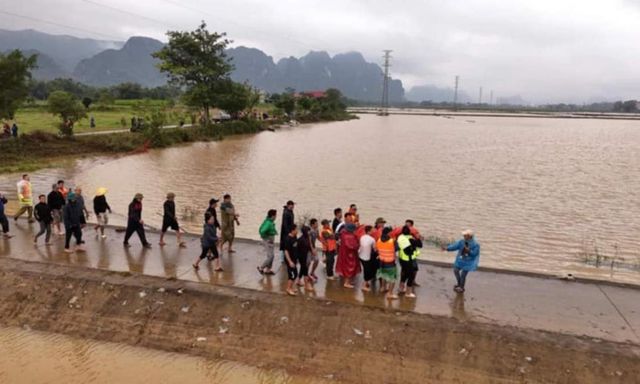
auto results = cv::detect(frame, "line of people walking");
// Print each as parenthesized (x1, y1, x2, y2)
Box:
(1, 174, 480, 297)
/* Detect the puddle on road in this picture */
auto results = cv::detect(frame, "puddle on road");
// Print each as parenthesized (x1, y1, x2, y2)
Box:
(0, 327, 331, 384)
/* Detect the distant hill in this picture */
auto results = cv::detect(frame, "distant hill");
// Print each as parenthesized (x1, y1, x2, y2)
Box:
(2, 49, 70, 80)
(406, 84, 472, 103)
(0, 29, 122, 72)
(228, 48, 404, 102)
(73, 37, 167, 87)
(2, 29, 405, 102)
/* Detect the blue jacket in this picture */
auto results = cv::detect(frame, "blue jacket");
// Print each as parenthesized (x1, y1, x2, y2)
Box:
(447, 238, 480, 271)
(201, 223, 218, 248)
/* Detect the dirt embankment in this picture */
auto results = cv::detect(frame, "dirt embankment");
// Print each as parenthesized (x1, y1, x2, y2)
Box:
(0, 258, 638, 384)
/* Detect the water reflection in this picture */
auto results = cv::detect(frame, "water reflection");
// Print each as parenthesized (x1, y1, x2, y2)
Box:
(0, 327, 329, 384)
(1, 114, 640, 284)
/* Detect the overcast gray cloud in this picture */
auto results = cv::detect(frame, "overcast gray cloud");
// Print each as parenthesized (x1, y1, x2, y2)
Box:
(1, 0, 639, 103)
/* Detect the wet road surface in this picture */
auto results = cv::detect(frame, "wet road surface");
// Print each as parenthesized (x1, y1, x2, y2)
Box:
(1, 219, 638, 344)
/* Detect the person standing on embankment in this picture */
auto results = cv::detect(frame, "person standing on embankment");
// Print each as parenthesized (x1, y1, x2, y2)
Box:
(442, 229, 480, 293)
(280, 200, 295, 261)
(257, 209, 278, 275)
(14, 174, 34, 223)
(219, 194, 240, 254)
(0, 192, 13, 238)
(159, 192, 185, 248)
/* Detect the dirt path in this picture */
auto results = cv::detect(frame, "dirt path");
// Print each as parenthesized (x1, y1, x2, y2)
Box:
(0, 258, 638, 383)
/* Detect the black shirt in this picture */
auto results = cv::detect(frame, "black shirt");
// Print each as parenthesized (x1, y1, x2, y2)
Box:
(204, 207, 220, 229)
(332, 217, 341, 233)
(93, 195, 111, 214)
(47, 190, 65, 210)
(164, 200, 176, 220)
(283, 234, 298, 262)
(34, 202, 53, 224)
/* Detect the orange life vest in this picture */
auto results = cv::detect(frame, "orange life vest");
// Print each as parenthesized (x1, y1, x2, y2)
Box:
(376, 238, 395, 263)
(320, 228, 337, 252)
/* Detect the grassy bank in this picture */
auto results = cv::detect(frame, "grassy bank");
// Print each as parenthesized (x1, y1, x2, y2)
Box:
(0, 120, 266, 174)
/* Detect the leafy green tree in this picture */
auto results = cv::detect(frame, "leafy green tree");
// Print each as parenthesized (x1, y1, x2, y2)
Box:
(0, 50, 37, 119)
(153, 21, 233, 124)
(47, 91, 87, 136)
(275, 93, 296, 116)
(216, 81, 260, 119)
(82, 97, 93, 109)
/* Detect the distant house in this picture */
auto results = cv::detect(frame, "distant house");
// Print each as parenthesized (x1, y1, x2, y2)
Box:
(298, 90, 326, 99)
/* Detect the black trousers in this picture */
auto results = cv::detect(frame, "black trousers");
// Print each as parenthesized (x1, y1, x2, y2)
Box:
(199, 245, 219, 260)
(298, 252, 308, 277)
(65, 225, 82, 248)
(360, 257, 378, 282)
(0, 214, 8, 233)
(399, 259, 418, 287)
(124, 221, 149, 245)
(324, 250, 336, 277)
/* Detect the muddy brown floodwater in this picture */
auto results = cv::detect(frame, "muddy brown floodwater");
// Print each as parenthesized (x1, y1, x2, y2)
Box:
(1, 114, 640, 283)
(0, 326, 329, 384)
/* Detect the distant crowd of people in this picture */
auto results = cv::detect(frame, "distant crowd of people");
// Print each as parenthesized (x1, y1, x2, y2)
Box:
(2, 121, 18, 139)
(0, 174, 481, 298)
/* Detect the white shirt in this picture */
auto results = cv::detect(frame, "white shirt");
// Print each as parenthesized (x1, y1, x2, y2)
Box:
(358, 234, 376, 261)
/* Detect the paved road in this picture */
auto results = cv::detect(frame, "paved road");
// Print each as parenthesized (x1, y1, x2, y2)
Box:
(1, 219, 638, 344)
(74, 124, 195, 137)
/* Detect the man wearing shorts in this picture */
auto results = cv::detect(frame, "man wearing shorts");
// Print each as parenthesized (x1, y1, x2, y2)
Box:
(93, 187, 111, 238)
(160, 192, 186, 247)
(283, 224, 299, 296)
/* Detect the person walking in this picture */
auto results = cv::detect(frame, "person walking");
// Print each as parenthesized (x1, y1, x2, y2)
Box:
(308, 218, 320, 281)
(93, 187, 112, 239)
(279, 200, 295, 258)
(33, 194, 53, 245)
(358, 225, 377, 292)
(11, 122, 18, 138)
(283, 224, 299, 296)
(219, 194, 240, 254)
(0, 192, 13, 239)
(48, 184, 65, 236)
(335, 223, 361, 289)
(14, 174, 34, 223)
(160, 192, 185, 247)
(204, 198, 221, 229)
(74, 187, 89, 226)
(123, 193, 151, 249)
(257, 209, 278, 275)
(193, 212, 221, 271)
(318, 219, 337, 280)
(397, 226, 422, 298)
(443, 230, 480, 293)
(63, 192, 84, 253)
(297, 225, 314, 291)
(376, 227, 398, 300)
(57, 180, 69, 201)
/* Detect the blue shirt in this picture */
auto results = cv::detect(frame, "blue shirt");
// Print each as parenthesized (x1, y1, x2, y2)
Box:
(447, 238, 481, 271)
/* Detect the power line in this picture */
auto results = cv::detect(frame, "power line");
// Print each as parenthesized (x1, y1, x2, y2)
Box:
(0, 9, 122, 40)
(80, 0, 181, 29)
(156, 0, 329, 52)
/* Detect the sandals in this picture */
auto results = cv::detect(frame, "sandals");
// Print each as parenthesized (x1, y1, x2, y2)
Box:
(257, 266, 264, 275)
(192, 264, 199, 270)
(214, 267, 224, 272)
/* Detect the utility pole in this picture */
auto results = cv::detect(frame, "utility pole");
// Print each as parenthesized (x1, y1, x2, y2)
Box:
(379, 50, 392, 116)
(453, 75, 459, 110)
(478, 86, 483, 105)
(489, 90, 494, 105)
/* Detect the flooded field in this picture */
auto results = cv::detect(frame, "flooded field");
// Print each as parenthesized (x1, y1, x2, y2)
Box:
(1, 114, 639, 283)
(0, 327, 328, 384)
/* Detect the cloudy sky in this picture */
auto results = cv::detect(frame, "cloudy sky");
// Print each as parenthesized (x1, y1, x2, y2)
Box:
(2, 0, 640, 103)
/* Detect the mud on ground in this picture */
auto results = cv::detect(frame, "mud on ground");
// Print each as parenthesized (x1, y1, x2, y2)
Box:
(0, 258, 638, 384)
